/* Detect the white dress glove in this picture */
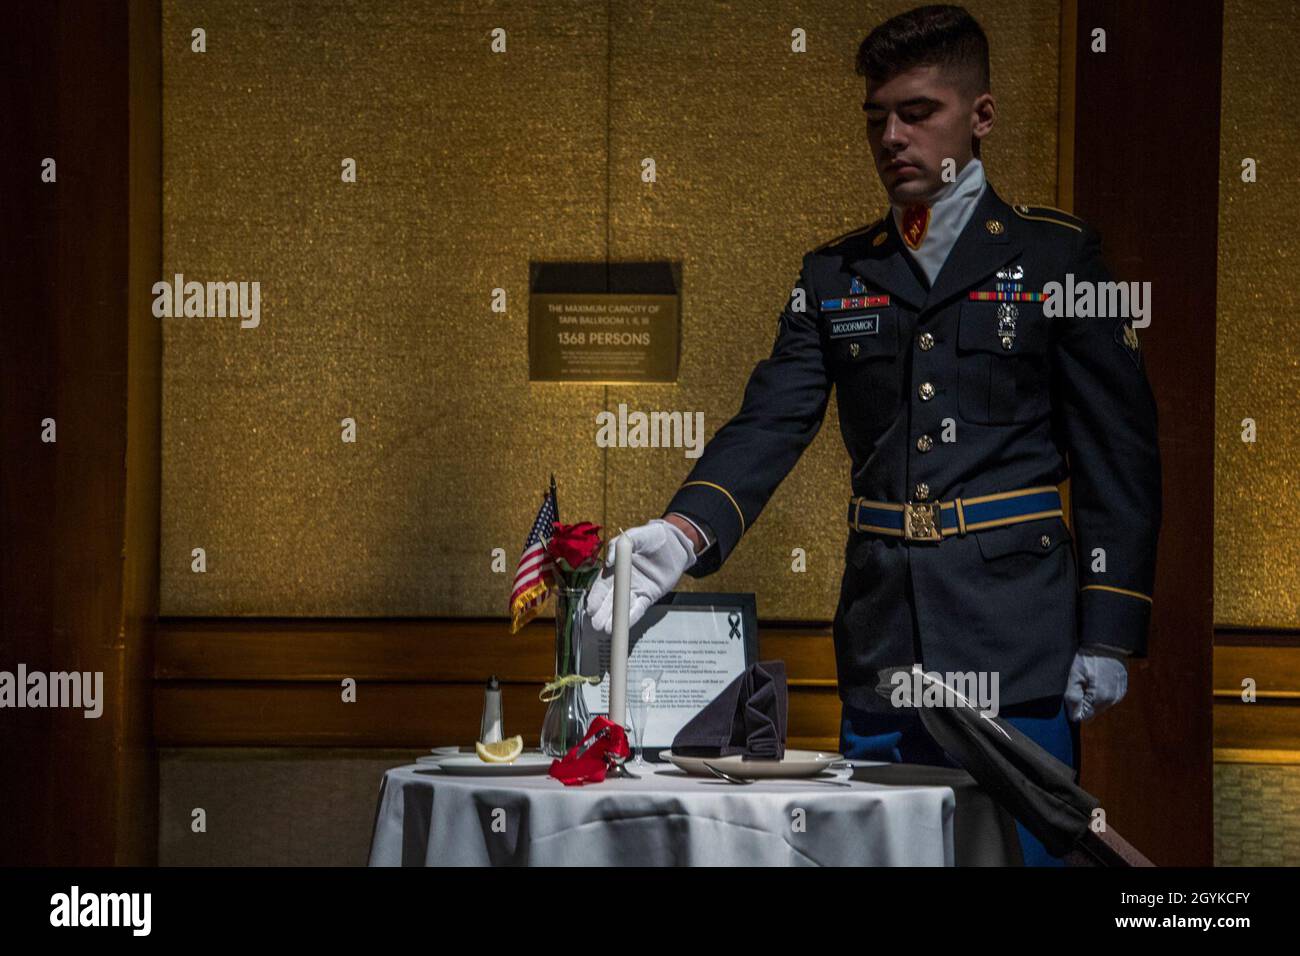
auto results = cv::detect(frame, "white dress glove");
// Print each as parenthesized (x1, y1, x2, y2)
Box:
(1064, 650, 1128, 722)
(586, 519, 697, 634)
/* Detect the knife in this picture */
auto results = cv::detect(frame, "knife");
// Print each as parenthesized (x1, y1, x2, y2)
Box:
(571, 726, 611, 760)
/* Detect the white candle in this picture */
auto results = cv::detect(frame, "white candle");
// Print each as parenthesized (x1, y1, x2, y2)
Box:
(609, 534, 631, 727)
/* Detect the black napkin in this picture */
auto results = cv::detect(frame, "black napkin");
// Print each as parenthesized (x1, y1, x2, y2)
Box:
(671, 661, 788, 759)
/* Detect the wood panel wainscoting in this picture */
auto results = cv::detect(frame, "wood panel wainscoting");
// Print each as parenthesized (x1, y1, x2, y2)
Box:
(154, 618, 843, 751)
(158, 621, 1300, 764)
(1214, 630, 1300, 764)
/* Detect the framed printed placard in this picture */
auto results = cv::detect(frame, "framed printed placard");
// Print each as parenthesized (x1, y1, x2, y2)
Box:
(579, 592, 758, 755)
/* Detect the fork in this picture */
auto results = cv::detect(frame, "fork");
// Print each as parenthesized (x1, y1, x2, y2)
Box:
(703, 762, 851, 787)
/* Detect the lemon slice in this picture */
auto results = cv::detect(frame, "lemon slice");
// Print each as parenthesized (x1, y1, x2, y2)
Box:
(475, 735, 524, 763)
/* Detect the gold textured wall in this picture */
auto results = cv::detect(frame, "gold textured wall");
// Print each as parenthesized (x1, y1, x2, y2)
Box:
(161, 0, 1062, 617)
(1215, 0, 1300, 629)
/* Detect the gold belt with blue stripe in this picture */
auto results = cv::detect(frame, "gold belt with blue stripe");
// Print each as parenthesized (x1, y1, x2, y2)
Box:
(848, 486, 1063, 543)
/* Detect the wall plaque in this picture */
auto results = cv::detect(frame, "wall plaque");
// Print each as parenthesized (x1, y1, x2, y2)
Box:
(529, 261, 680, 383)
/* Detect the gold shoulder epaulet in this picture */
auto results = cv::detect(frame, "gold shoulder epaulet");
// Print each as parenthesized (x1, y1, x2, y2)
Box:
(1011, 203, 1084, 233)
(814, 219, 883, 253)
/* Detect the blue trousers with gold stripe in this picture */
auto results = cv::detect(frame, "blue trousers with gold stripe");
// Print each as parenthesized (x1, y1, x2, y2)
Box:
(839, 696, 1079, 866)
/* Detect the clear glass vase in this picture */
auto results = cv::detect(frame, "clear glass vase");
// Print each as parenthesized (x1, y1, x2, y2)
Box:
(540, 586, 593, 757)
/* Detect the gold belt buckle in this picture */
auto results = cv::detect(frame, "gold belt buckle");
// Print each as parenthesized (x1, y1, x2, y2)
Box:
(903, 501, 942, 542)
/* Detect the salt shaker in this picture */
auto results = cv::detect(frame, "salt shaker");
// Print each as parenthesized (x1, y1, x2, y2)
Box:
(479, 675, 503, 744)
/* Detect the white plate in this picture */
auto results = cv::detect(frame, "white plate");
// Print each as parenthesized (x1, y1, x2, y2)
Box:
(660, 749, 843, 779)
(427, 746, 542, 760)
(433, 753, 554, 776)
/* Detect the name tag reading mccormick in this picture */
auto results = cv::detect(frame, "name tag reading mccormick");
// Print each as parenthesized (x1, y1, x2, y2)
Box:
(830, 313, 880, 339)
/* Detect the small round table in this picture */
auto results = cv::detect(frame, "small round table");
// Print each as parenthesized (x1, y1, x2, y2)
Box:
(367, 756, 1017, 866)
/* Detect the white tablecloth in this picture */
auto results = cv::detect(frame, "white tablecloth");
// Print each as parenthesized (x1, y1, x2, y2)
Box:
(367, 758, 958, 866)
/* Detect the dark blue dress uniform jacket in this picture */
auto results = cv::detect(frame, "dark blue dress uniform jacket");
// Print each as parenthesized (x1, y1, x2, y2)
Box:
(664, 182, 1161, 713)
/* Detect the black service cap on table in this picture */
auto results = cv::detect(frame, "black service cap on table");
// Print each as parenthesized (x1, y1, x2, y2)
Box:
(876, 665, 1101, 859)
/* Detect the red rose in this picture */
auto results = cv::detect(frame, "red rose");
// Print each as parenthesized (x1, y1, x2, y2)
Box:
(547, 521, 603, 574)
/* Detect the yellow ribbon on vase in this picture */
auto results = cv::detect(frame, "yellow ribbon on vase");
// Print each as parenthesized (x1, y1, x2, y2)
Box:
(539, 673, 604, 702)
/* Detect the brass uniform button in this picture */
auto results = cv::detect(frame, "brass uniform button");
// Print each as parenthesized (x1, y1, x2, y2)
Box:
(985, 219, 1005, 235)
(916, 434, 934, 453)
(918, 332, 935, 351)
(850, 342, 860, 357)
(1001, 336, 1014, 350)
(1040, 535, 1051, 549)
(918, 382, 936, 401)
(914, 482, 930, 500)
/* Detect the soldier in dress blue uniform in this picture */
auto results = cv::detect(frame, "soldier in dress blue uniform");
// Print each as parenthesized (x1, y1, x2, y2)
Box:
(588, 5, 1160, 866)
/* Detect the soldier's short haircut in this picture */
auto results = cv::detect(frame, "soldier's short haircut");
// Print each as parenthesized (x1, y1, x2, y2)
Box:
(855, 4, 991, 96)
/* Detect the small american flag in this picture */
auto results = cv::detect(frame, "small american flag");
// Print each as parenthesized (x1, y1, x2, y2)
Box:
(509, 476, 559, 633)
